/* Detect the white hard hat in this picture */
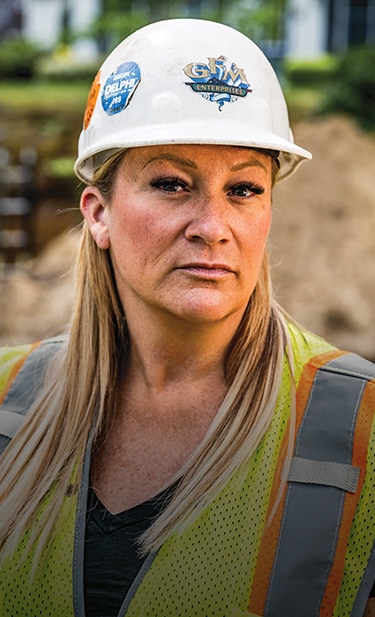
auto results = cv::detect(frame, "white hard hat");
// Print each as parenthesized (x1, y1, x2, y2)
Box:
(74, 18, 312, 183)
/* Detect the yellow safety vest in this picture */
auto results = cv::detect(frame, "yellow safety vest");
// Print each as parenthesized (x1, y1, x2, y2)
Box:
(0, 324, 374, 617)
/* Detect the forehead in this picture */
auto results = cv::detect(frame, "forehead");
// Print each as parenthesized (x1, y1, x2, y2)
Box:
(119, 144, 272, 175)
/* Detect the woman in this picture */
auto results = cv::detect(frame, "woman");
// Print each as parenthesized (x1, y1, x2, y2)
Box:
(0, 19, 374, 617)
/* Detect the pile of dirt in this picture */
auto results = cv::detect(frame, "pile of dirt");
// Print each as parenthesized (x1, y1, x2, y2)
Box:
(0, 230, 78, 345)
(271, 115, 375, 360)
(0, 115, 374, 360)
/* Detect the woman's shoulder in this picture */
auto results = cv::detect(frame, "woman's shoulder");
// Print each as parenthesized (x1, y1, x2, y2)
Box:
(0, 341, 40, 401)
(0, 338, 66, 454)
(286, 321, 337, 379)
(286, 320, 375, 372)
(0, 338, 66, 403)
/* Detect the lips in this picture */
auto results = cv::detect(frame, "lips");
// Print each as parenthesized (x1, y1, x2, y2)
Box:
(177, 262, 236, 276)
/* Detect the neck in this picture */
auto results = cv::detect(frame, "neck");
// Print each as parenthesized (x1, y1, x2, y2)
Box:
(122, 309, 243, 392)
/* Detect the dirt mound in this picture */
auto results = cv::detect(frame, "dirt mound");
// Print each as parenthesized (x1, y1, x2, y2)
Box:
(271, 115, 375, 360)
(0, 230, 78, 344)
(0, 115, 374, 360)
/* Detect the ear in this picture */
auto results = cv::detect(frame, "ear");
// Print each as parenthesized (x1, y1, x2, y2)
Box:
(80, 186, 110, 249)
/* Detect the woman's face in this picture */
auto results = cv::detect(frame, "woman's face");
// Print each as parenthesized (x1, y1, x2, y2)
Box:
(81, 144, 273, 328)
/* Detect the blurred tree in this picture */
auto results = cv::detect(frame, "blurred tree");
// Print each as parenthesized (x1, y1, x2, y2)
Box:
(217, 0, 288, 44)
(319, 45, 375, 131)
(89, 0, 147, 52)
(61, 0, 72, 46)
(0, 38, 45, 79)
(203, 0, 288, 69)
(88, 0, 288, 54)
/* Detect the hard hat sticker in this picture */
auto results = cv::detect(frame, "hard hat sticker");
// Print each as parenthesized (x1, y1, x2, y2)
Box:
(83, 70, 101, 130)
(183, 56, 251, 111)
(102, 61, 141, 116)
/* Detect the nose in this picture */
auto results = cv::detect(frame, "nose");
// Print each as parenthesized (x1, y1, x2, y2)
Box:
(184, 195, 232, 245)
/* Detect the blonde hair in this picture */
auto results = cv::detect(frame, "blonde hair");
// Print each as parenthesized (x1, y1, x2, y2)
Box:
(0, 149, 293, 563)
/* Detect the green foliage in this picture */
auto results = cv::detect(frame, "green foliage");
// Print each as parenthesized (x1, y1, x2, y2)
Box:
(220, 0, 288, 44)
(0, 81, 88, 113)
(87, 11, 150, 52)
(319, 46, 375, 130)
(284, 55, 338, 87)
(36, 56, 99, 83)
(88, 0, 288, 54)
(0, 38, 45, 79)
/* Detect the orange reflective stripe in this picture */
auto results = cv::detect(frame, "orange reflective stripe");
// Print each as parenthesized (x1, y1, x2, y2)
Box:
(248, 349, 347, 616)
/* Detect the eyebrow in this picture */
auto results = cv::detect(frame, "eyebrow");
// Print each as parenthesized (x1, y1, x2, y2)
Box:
(142, 154, 198, 170)
(141, 152, 268, 173)
(230, 158, 268, 172)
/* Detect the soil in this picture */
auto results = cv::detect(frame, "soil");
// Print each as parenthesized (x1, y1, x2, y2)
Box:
(0, 115, 374, 361)
(271, 115, 375, 361)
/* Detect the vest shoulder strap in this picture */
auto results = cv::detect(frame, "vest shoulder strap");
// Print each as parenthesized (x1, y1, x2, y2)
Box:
(0, 338, 65, 455)
(249, 350, 375, 617)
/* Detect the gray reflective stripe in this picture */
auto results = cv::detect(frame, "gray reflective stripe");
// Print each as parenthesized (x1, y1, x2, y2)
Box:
(288, 456, 360, 493)
(118, 551, 159, 617)
(1, 339, 64, 413)
(0, 409, 25, 439)
(0, 338, 65, 455)
(73, 433, 92, 617)
(265, 352, 375, 617)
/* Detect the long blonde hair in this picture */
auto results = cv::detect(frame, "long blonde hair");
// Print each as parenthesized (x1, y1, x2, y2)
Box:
(0, 150, 292, 562)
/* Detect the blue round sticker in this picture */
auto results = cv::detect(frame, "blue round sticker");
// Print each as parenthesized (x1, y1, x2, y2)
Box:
(101, 61, 141, 116)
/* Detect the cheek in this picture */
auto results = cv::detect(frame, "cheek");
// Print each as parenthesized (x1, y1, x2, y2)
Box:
(264, 209, 273, 244)
(108, 203, 167, 267)
(249, 207, 272, 251)
(240, 209, 272, 280)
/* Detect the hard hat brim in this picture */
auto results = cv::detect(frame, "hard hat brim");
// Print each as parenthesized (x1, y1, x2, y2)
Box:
(75, 120, 312, 184)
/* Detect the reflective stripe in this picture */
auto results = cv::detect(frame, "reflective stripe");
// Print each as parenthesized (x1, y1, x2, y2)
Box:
(0, 409, 25, 439)
(322, 369, 375, 615)
(248, 351, 375, 617)
(0, 339, 64, 413)
(265, 353, 375, 617)
(0, 338, 65, 454)
(73, 434, 92, 617)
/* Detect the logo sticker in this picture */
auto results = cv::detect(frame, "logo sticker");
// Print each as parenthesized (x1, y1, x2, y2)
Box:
(101, 61, 141, 116)
(83, 70, 101, 130)
(183, 56, 251, 111)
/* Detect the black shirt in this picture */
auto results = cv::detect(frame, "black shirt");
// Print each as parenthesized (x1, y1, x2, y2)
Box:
(84, 484, 175, 617)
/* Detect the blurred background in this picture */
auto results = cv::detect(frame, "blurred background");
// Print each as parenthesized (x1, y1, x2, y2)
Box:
(0, 0, 374, 360)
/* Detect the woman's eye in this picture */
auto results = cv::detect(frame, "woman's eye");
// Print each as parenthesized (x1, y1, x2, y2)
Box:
(229, 183, 265, 198)
(150, 177, 188, 193)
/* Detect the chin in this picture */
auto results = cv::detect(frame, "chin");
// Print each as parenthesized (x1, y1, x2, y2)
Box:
(168, 299, 244, 325)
